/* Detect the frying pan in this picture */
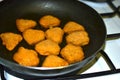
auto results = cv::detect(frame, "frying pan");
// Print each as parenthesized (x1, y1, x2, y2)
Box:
(0, 0, 106, 79)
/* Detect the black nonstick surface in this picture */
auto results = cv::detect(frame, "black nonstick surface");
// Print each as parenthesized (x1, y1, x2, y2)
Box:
(0, 0, 106, 78)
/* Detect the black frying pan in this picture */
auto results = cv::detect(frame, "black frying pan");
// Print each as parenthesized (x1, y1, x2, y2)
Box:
(0, 0, 106, 79)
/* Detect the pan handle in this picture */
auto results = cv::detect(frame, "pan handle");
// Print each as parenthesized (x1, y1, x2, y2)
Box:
(107, 33, 120, 39)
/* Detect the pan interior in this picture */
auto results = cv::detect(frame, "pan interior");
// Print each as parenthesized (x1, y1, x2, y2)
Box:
(0, 0, 106, 66)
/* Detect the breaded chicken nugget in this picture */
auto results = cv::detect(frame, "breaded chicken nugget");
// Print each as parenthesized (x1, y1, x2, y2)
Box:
(0, 32, 23, 51)
(42, 55, 69, 67)
(39, 15, 60, 28)
(35, 39, 60, 56)
(63, 21, 85, 34)
(66, 31, 89, 46)
(13, 47, 39, 67)
(45, 27, 64, 44)
(60, 44, 84, 64)
(16, 19, 37, 32)
(23, 29, 45, 45)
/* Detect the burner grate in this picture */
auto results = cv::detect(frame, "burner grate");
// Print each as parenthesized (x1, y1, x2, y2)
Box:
(0, 0, 120, 80)
(0, 65, 6, 80)
(48, 50, 120, 80)
(100, 0, 120, 17)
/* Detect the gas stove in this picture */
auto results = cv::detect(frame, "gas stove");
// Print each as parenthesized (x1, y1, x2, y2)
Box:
(0, 0, 120, 80)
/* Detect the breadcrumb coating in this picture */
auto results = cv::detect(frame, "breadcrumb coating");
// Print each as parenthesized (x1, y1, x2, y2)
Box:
(63, 21, 85, 34)
(13, 47, 39, 66)
(42, 55, 69, 67)
(0, 32, 23, 51)
(16, 19, 37, 32)
(66, 31, 89, 46)
(23, 29, 45, 45)
(60, 44, 84, 64)
(39, 15, 60, 28)
(45, 27, 64, 44)
(35, 39, 60, 56)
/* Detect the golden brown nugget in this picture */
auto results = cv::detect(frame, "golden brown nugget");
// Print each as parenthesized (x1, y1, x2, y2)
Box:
(0, 32, 23, 51)
(39, 15, 61, 28)
(23, 29, 45, 45)
(63, 21, 85, 34)
(60, 44, 84, 64)
(66, 31, 89, 46)
(16, 19, 37, 32)
(42, 55, 69, 67)
(35, 39, 60, 56)
(45, 27, 64, 44)
(13, 47, 39, 67)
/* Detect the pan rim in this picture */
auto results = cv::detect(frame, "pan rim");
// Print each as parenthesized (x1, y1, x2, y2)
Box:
(0, 0, 107, 77)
